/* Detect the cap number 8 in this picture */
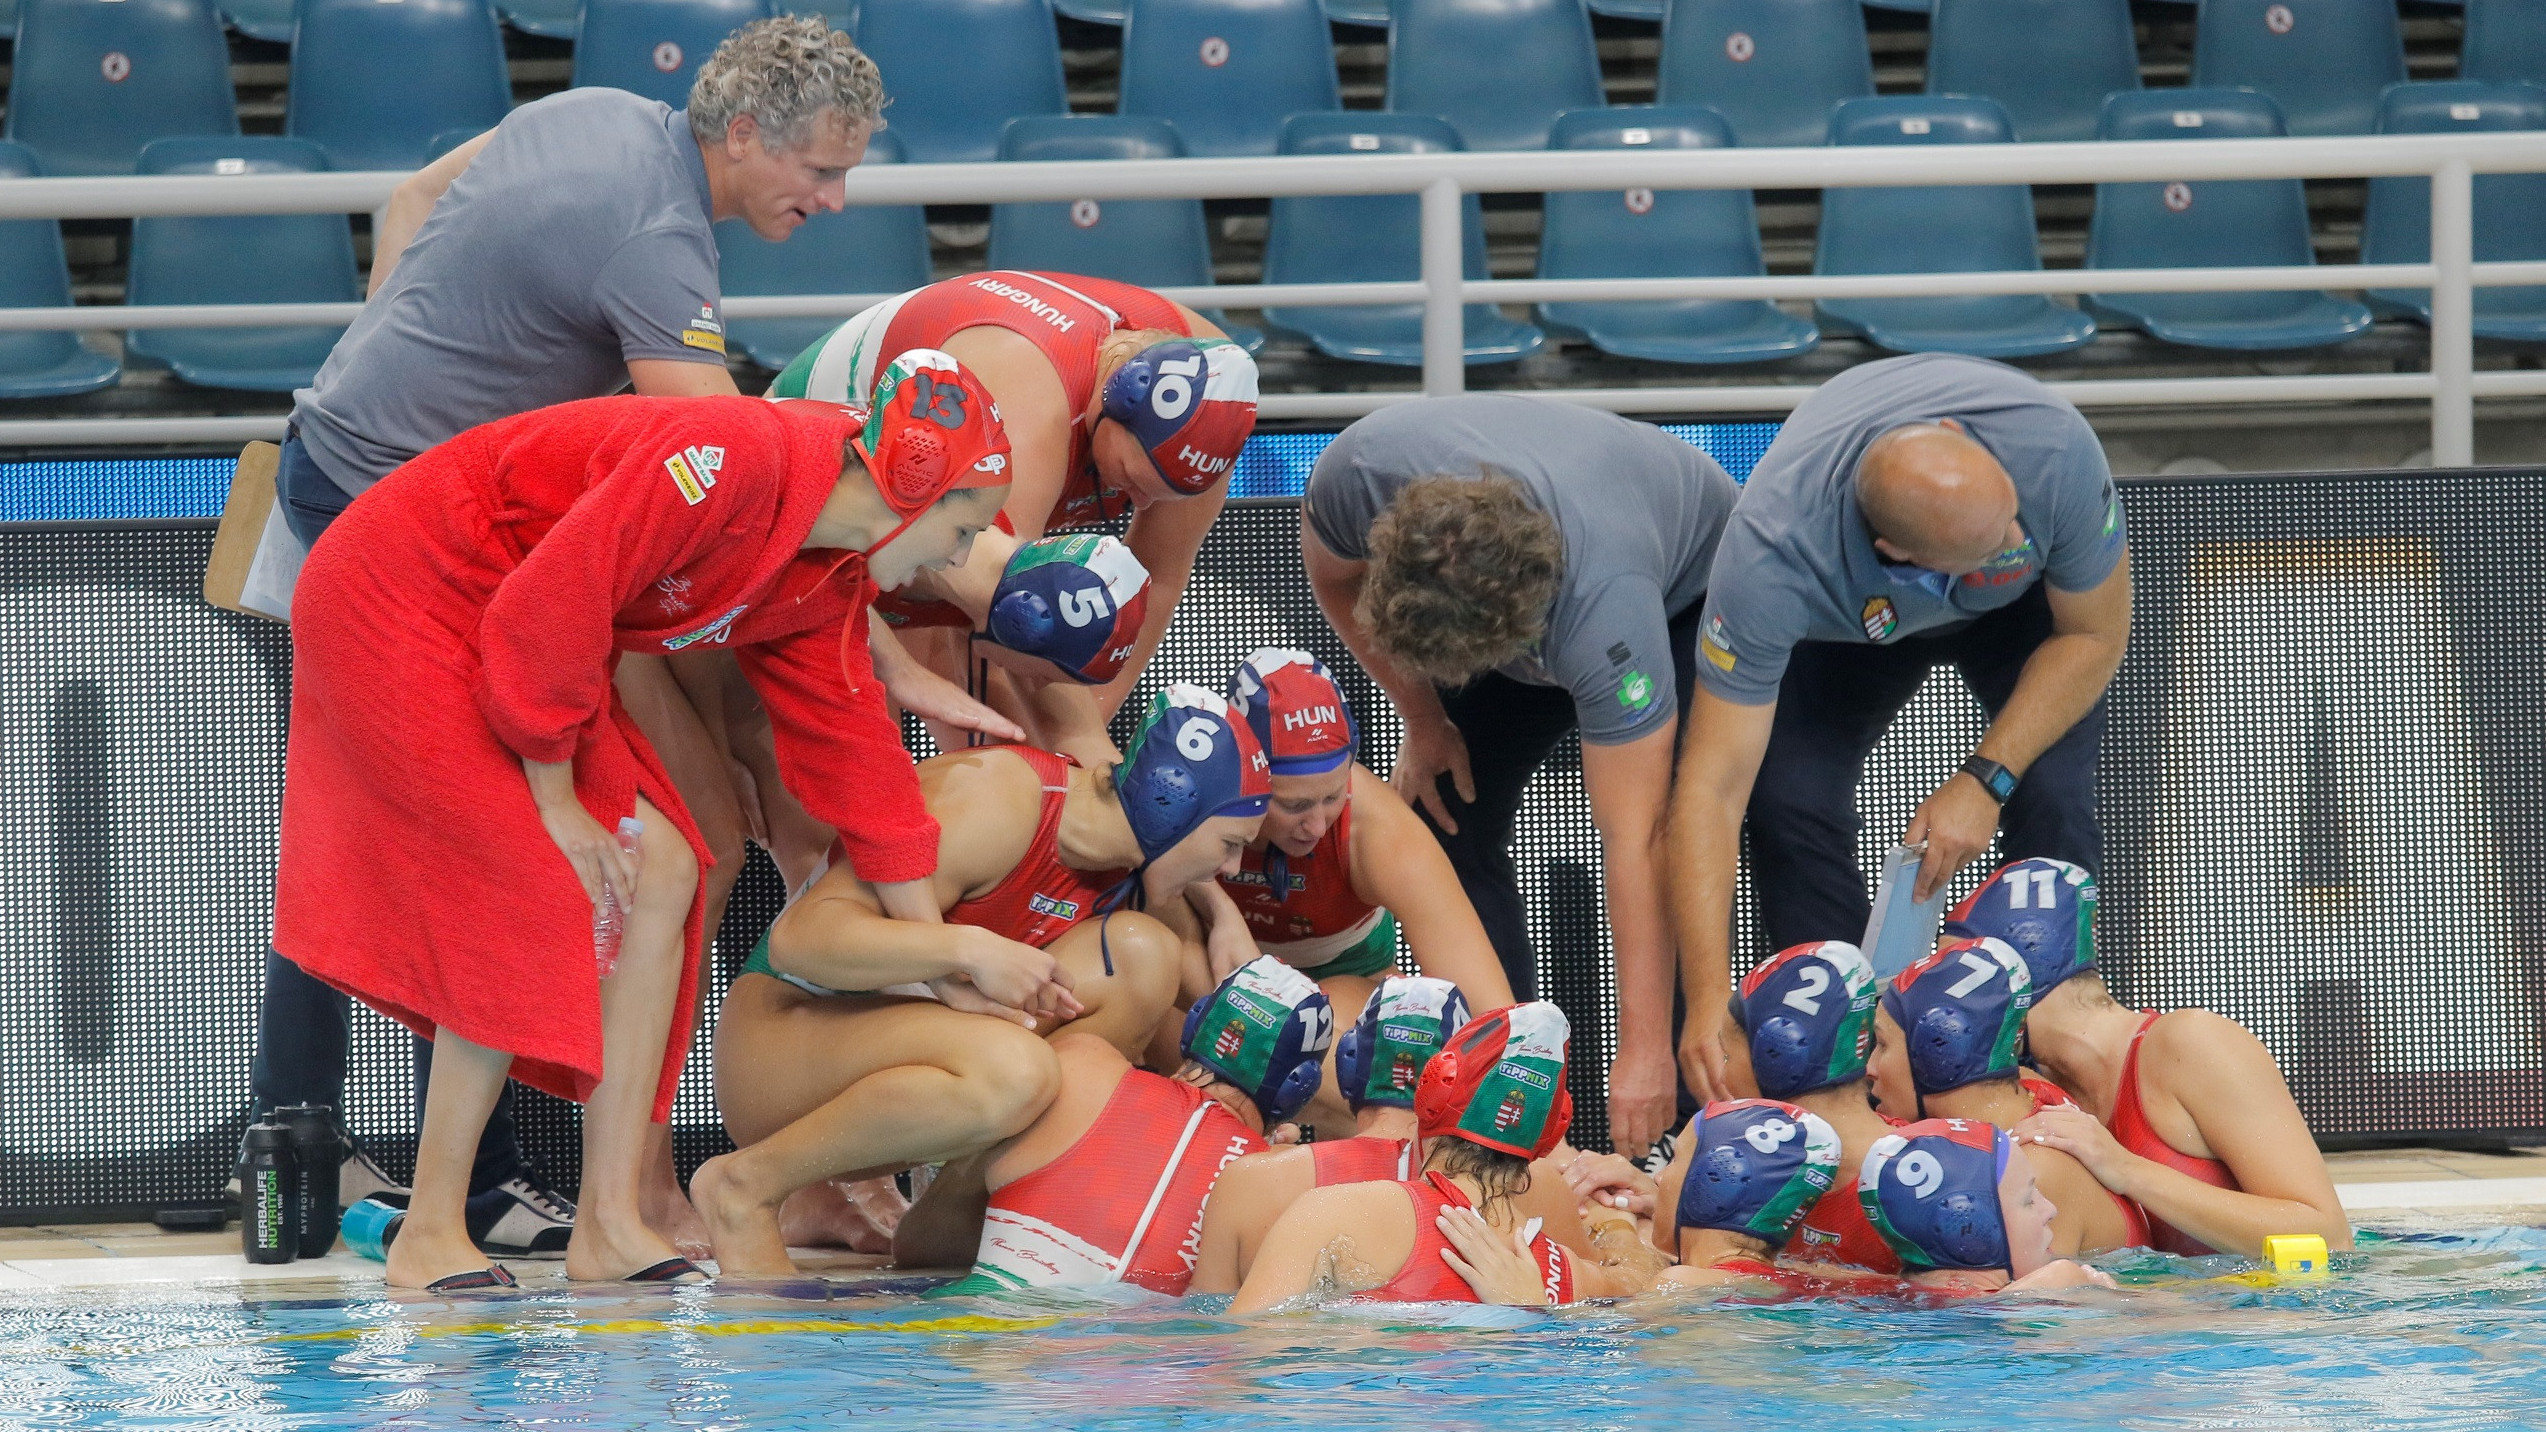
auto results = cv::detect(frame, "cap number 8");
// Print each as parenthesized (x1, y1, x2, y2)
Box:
(1176, 716, 1217, 760)
(1743, 1117, 1798, 1154)
(1150, 355, 1203, 421)
(1898, 1150, 1944, 1200)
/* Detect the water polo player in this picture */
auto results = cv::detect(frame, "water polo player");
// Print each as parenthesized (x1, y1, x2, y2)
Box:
(275, 356, 1012, 1291)
(698, 685, 1270, 1276)
(772, 270, 1260, 715)
(898, 957, 1331, 1296)
(1230, 1004, 1664, 1310)
(1872, 934, 2149, 1255)
(1656, 1099, 1843, 1291)
(1949, 859, 2352, 1258)
(1194, 648, 1517, 1131)
(1614, 942, 1905, 1273)
(1861, 1119, 2114, 1295)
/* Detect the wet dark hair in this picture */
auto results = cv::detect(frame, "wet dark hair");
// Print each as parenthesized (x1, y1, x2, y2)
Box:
(1431, 1136, 1534, 1207)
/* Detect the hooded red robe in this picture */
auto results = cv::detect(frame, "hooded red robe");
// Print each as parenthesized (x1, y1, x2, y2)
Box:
(275, 395, 939, 1118)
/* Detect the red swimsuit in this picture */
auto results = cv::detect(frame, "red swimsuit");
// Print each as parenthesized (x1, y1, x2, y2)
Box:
(1217, 799, 1384, 963)
(943, 748, 1126, 949)
(2108, 1011, 2241, 1257)
(2025, 1074, 2154, 1249)
(875, 271, 1196, 531)
(1309, 1135, 1413, 1187)
(1360, 1173, 1575, 1306)
(958, 1068, 1265, 1295)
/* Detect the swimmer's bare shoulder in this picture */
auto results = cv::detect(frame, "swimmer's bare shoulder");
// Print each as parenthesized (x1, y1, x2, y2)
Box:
(1190, 1144, 1320, 1295)
(2140, 1008, 2288, 1155)
(915, 746, 1048, 900)
(1228, 1182, 1412, 1313)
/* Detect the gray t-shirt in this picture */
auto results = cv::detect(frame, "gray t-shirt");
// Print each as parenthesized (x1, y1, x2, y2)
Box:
(290, 90, 728, 493)
(1307, 395, 1738, 745)
(1696, 354, 2126, 706)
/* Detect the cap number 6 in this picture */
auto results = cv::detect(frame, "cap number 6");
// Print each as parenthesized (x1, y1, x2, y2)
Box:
(1176, 716, 1217, 761)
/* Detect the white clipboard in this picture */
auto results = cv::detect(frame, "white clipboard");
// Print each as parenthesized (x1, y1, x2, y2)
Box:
(1862, 842, 1949, 981)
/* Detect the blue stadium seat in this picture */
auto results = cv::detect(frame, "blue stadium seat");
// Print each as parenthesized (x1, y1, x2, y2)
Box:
(1322, 0, 1387, 27)
(1387, 0, 1604, 151)
(2190, 0, 2405, 137)
(2463, 0, 2546, 86)
(1814, 96, 2095, 357)
(0, 143, 119, 399)
(219, 0, 293, 42)
(1261, 114, 1544, 366)
(716, 130, 931, 370)
(858, 0, 1067, 163)
(572, 0, 773, 107)
(1117, 0, 1340, 158)
(1586, 0, 1662, 21)
(2361, 81, 2546, 343)
(1053, 0, 1123, 21)
(287, 0, 513, 171)
(1657, 0, 1874, 148)
(1926, 0, 2140, 143)
(498, 0, 579, 39)
(1534, 106, 1817, 364)
(987, 116, 1263, 353)
(2085, 90, 2370, 351)
(125, 138, 359, 392)
(7, 0, 238, 176)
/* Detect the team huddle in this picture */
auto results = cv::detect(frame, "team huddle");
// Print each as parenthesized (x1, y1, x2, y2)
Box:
(272, 241, 2349, 1298)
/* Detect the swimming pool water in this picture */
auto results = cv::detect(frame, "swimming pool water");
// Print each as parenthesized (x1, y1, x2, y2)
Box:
(3, 1218, 2543, 1432)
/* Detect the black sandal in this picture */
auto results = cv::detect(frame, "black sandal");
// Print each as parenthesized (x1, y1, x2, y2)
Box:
(424, 1266, 518, 1293)
(622, 1257, 709, 1284)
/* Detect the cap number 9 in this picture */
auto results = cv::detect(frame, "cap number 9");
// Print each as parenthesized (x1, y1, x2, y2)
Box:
(1743, 1117, 1798, 1154)
(1150, 355, 1202, 421)
(1177, 717, 1217, 761)
(1898, 1150, 1944, 1200)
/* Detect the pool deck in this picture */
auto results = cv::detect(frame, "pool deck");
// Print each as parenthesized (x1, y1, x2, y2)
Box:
(2, 1148, 2540, 1292)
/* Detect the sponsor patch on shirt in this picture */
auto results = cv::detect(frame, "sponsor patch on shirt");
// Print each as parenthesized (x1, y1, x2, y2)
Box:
(1026, 892, 1081, 922)
(663, 604, 748, 651)
(681, 305, 727, 354)
(1617, 670, 1654, 710)
(664, 445, 723, 505)
(1861, 595, 1899, 642)
(1701, 613, 1736, 673)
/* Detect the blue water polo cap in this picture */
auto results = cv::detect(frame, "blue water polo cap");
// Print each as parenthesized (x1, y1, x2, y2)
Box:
(1945, 858, 2099, 996)
(1181, 956, 1334, 1123)
(1735, 941, 1879, 1099)
(1859, 1118, 2015, 1272)
(1881, 937, 2033, 1096)
(1676, 1099, 1842, 1249)
(1335, 975, 1470, 1114)
(1114, 684, 1271, 864)
(983, 533, 1153, 685)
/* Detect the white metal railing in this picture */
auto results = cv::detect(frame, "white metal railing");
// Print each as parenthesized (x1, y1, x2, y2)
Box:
(2, 129, 2544, 460)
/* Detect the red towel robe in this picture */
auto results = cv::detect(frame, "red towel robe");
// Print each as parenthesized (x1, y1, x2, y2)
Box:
(275, 395, 939, 1118)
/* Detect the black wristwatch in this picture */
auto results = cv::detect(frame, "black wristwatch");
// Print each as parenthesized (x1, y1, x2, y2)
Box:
(1961, 755, 2019, 805)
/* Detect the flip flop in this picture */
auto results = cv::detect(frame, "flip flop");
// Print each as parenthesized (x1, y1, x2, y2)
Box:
(622, 1257, 709, 1284)
(424, 1266, 518, 1293)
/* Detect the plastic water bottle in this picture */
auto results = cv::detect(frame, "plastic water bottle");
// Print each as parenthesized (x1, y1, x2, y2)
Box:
(342, 1197, 404, 1262)
(240, 1121, 300, 1265)
(274, 1103, 342, 1258)
(592, 817, 645, 979)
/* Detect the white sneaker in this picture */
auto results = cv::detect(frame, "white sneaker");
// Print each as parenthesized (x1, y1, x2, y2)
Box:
(469, 1176, 576, 1259)
(339, 1142, 410, 1210)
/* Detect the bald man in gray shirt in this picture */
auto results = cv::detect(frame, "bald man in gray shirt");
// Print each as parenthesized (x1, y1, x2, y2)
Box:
(1665, 355, 2134, 1104)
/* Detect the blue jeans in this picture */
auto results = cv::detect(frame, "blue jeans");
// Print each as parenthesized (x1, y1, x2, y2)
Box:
(251, 434, 532, 1193)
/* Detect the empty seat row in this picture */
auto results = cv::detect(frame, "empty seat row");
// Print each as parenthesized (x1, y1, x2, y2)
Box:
(723, 83, 2546, 378)
(2, 0, 769, 176)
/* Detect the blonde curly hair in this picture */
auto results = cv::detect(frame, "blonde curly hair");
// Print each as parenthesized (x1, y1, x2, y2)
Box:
(1356, 474, 1565, 684)
(689, 15, 887, 151)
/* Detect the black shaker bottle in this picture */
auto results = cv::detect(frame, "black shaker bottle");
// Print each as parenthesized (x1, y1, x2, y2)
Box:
(276, 1104, 342, 1258)
(240, 1120, 301, 1265)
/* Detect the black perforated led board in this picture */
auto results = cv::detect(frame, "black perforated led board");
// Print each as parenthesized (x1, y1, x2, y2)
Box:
(4, 472, 2544, 1217)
